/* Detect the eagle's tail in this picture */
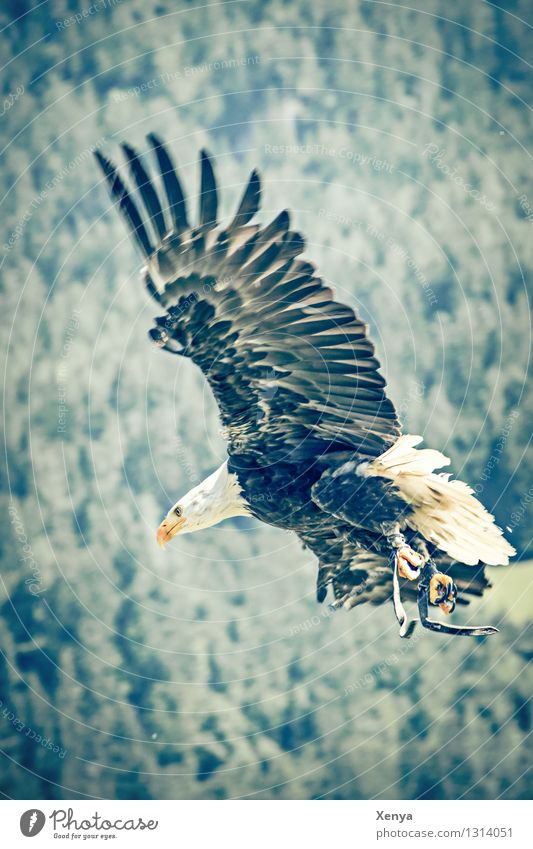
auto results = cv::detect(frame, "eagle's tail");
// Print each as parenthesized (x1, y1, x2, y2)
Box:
(368, 434, 516, 566)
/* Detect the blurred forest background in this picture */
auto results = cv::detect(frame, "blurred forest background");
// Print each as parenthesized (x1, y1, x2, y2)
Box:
(1, 0, 532, 800)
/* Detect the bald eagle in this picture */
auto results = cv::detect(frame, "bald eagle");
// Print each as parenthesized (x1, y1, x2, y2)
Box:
(94, 136, 514, 638)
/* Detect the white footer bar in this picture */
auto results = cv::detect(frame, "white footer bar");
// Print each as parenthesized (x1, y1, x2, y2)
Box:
(1, 799, 529, 848)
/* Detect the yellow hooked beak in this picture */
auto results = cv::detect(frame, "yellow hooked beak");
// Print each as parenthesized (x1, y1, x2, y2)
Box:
(156, 516, 186, 548)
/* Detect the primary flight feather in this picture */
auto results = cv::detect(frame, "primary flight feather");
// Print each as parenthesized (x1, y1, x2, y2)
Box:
(94, 135, 514, 639)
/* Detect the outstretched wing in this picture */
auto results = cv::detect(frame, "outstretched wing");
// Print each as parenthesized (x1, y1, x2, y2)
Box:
(94, 136, 401, 461)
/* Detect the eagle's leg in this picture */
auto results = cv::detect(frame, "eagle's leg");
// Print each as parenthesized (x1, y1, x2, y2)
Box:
(417, 561, 499, 637)
(385, 526, 422, 639)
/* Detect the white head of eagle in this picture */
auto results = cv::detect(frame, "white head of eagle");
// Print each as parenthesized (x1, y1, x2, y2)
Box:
(156, 462, 249, 547)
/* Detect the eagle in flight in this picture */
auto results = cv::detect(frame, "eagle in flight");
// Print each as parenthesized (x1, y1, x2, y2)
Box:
(94, 135, 514, 639)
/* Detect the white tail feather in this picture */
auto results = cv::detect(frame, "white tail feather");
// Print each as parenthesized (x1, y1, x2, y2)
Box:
(367, 434, 515, 566)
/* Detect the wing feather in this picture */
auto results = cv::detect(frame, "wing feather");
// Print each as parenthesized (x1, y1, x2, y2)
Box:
(199, 150, 218, 227)
(147, 133, 189, 233)
(229, 169, 261, 229)
(121, 143, 167, 240)
(94, 151, 154, 257)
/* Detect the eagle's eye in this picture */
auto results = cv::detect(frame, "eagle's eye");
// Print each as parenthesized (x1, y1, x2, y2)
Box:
(174, 506, 182, 517)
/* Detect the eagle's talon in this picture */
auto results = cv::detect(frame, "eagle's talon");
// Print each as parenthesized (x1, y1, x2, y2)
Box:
(396, 545, 423, 581)
(429, 572, 457, 614)
(439, 597, 456, 615)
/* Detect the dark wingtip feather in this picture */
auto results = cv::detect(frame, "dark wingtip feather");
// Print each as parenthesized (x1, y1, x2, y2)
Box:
(93, 147, 153, 258)
(120, 141, 167, 240)
(94, 149, 112, 177)
(278, 209, 290, 229)
(316, 583, 328, 603)
(285, 230, 305, 255)
(230, 168, 261, 229)
(199, 149, 218, 228)
(263, 209, 290, 240)
(147, 133, 189, 233)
